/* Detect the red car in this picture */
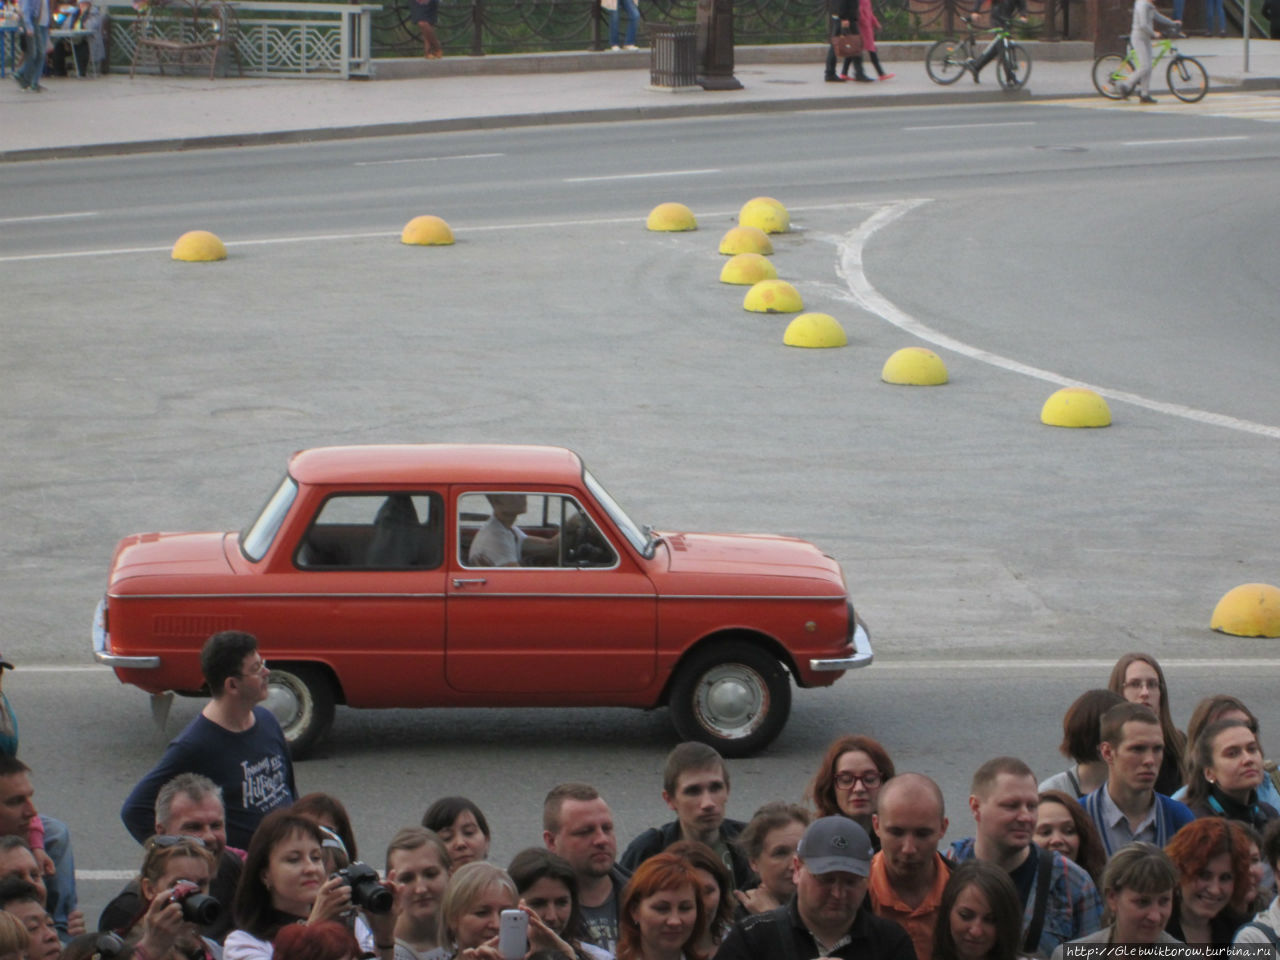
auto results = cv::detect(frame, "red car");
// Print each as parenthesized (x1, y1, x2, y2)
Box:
(93, 444, 872, 758)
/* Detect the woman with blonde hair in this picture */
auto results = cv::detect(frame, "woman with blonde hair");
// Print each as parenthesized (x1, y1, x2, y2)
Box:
(124, 835, 221, 960)
(386, 828, 452, 960)
(0, 911, 28, 960)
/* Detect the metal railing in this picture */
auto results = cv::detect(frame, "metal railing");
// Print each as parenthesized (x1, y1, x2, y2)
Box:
(109, 0, 381, 77)
(371, 0, 1061, 58)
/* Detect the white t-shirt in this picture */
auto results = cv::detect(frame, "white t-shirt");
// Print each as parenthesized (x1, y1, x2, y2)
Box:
(468, 517, 526, 566)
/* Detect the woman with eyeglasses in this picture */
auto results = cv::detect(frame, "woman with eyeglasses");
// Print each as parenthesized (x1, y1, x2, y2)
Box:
(807, 735, 895, 852)
(1108, 653, 1186, 796)
(226, 811, 397, 960)
(123, 835, 220, 960)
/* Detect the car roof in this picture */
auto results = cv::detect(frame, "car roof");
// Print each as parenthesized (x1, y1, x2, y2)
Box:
(287, 444, 585, 487)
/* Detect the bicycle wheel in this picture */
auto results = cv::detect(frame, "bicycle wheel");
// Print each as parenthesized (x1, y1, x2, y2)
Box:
(1092, 54, 1132, 98)
(997, 42, 1031, 90)
(926, 39, 968, 85)
(1167, 55, 1208, 102)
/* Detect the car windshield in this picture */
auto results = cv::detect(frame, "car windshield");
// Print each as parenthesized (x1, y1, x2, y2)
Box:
(240, 474, 298, 561)
(583, 468, 647, 555)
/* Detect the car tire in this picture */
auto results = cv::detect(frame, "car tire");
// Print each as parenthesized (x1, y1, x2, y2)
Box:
(264, 663, 336, 761)
(668, 643, 791, 758)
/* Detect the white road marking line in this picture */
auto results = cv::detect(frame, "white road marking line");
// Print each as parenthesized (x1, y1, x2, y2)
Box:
(26, 656, 1280, 675)
(870, 658, 1280, 671)
(836, 198, 1280, 440)
(0, 211, 101, 224)
(353, 153, 504, 166)
(77, 870, 137, 881)
(1120, 135, 1249, 145)
(902, 121, 1036, 131)
(563, 169, 722, 182)
(0, 201, 884, 264)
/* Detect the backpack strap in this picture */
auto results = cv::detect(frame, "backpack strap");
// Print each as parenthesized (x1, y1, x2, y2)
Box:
(1241, 921, 1280, 949)
(1022, 846, 1055, 955)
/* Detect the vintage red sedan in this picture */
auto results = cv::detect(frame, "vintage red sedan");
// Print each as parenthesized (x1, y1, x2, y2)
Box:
(93, 444, 872, 758)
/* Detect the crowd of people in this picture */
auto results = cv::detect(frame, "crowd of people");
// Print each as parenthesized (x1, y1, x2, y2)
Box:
(2, 635, 1280, 960)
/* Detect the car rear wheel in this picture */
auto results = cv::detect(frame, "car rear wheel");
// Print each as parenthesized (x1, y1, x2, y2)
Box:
(265, 663, 335, 761)
(668, 643, 791, 758)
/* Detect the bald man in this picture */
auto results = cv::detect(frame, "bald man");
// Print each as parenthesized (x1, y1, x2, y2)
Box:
(869, 773, 951, 960)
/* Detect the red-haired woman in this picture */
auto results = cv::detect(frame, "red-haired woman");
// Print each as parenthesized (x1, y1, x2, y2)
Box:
(1164, 817, 1250, 945)
(273, 922, 361, 960)
(808, 735, 895, 852)
(616, 853, 705, 960)
(1108, 653, 1186, 796)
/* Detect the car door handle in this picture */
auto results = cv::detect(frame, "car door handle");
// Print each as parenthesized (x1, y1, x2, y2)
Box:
(452, 578, 487, 587)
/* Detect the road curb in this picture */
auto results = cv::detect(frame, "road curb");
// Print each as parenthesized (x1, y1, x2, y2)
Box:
(0, 87, 1052, 163)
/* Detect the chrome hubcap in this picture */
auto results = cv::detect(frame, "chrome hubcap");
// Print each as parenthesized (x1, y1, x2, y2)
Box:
(695, 664, 768, 737)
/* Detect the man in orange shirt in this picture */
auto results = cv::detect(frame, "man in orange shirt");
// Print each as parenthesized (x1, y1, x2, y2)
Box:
(868, 773, 951, 960)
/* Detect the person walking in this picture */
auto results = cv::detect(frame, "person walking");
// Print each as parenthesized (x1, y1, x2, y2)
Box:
(14, 0, 51, 92)
(846, 0, 893, 80)
(825, 0, 855, 81)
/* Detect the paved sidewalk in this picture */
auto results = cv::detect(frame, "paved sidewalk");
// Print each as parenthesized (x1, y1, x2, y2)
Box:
(2, 37, 1278, 161)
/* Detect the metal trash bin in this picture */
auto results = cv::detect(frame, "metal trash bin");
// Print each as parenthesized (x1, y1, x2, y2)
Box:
(648, 22, 698, 91)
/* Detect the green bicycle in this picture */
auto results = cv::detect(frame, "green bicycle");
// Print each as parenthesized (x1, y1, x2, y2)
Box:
(1091, 35, 1208, 102)
(926, 16, 1031, 91)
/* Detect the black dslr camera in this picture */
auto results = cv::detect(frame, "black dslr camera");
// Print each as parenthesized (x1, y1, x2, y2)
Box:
(168, 881, 222, 926)
(334, 862, 394, 914)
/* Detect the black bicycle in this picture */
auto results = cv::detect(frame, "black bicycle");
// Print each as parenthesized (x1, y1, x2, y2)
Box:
(926, 15, 1031, 91)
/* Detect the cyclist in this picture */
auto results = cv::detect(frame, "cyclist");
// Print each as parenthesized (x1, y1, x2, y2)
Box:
(965, 0, 1026, 83)
(1114, 0, 1181, 103)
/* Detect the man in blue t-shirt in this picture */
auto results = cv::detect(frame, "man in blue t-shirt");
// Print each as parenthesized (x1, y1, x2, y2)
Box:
(120, 631, 297, 849)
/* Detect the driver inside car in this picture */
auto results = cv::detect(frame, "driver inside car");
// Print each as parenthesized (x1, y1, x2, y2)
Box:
(467, 493, 559, 567)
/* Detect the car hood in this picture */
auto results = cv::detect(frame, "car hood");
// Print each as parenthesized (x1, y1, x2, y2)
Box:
(107, 532, 235, 589)
(655, 531, 845, 591)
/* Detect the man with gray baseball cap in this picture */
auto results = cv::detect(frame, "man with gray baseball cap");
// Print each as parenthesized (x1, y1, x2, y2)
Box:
(717, 815, 917, 960)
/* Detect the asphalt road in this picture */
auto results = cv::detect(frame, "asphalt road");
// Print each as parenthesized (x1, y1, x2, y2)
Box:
(2, 101, 1279, 921)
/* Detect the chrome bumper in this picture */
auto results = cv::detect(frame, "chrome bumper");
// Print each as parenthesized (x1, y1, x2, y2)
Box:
(92, 598, 160, 669)
(809, 620, 874, 672)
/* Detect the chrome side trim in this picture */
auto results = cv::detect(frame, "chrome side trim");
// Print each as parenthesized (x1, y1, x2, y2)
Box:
(94, 650, 163, 669)
(809, 622, 874, 672)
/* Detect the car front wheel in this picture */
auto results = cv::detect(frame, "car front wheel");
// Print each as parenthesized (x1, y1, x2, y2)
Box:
(668, 643, 791, 757)
(265, 663, 336, 761)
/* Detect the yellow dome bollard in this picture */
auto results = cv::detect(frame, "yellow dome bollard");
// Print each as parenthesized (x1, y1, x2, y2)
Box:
(719, 253, 778, 285)
(881, 347, 949, 385)
(646, 202, 697, 232)
(739, 197, 790, 234)
(401, 215, 455, 246)
(1040, 387, 1111, 428)
(171, 230, 227, 262)
(743, 279, 803, 314)
(1211, 583, 1280, 637)
(718, 225, 773, 256)
(783, 313, 847, 348)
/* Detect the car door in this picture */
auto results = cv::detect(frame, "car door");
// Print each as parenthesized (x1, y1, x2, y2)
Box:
(444, 488, 657, 695)
(271, 489, 448, 707)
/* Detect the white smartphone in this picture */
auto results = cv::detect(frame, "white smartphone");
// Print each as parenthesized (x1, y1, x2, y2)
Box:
(498, 908, 529, 960)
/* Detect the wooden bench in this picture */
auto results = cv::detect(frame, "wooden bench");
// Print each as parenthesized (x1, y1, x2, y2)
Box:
(130, 0, 242, 78)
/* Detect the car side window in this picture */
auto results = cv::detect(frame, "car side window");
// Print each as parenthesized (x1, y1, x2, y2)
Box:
(458, 492, 616, 569)
(296, 493, 443, 570)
